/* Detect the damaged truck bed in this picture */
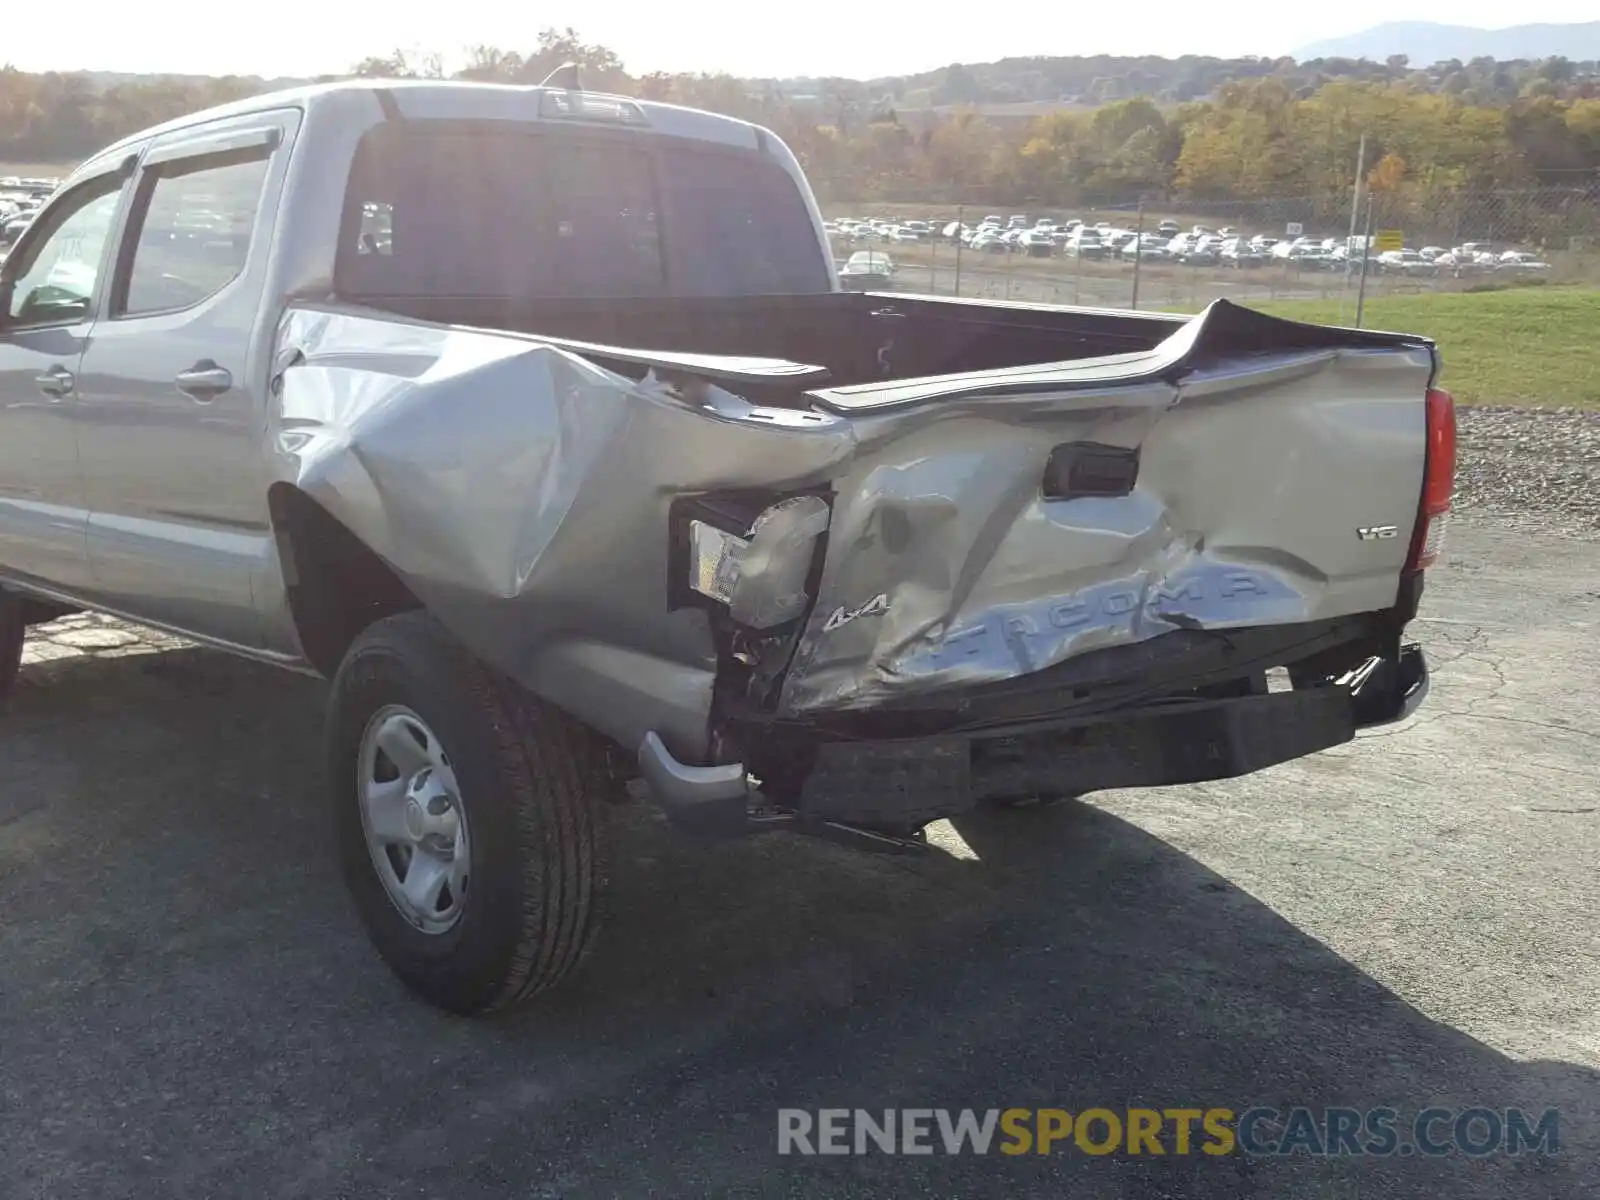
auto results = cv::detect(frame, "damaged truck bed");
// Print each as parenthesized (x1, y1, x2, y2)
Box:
(0, 78, 1452, 1013)
(282, 290, 1441, 845)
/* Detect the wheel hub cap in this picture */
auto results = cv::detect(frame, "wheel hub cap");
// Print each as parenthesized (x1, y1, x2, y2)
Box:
(357, 706, 471, 935)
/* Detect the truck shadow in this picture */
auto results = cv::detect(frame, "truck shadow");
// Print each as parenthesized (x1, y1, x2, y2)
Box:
(1, 643, 1592, 1199)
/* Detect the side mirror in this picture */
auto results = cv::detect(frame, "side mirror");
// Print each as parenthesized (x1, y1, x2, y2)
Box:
(11, 285, 86, 327)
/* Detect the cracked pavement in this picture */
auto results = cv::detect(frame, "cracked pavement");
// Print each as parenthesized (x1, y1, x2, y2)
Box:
(1, 516, 1596, 1198)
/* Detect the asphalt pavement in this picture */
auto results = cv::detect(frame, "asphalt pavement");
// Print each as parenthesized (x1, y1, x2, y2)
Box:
(2, 517, 1596, 1199)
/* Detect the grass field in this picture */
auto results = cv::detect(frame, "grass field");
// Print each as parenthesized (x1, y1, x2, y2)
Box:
(1225, 287, 1600, 410)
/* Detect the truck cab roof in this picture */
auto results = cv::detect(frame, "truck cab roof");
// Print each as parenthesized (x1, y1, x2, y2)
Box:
(82, 79, 778, 179)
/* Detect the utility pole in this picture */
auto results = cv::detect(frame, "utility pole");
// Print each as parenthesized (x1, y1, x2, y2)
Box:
(1339, 132, 1368, 323)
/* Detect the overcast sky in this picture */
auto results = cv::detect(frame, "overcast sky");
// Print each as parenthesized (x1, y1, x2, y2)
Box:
(8, 0, 1596, 80)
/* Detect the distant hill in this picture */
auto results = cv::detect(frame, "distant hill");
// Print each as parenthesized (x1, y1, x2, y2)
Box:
(855, 56, 1293, 108)
(70, 70, 313, 92)
(1297, 21, 1600, 65)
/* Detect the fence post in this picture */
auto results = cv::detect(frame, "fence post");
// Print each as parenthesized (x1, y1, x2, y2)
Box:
(953, 204, 964, 297)
(1130, 198, 1145, 310)
(1355, 193, 1375, 328)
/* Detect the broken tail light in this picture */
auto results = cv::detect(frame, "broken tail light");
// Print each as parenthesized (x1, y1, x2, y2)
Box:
(1406, 386, 1456, 571)
(687, 520, 747, 605)
(685, 495, 830, 629)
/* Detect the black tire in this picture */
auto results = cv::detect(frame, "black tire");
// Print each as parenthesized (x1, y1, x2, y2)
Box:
(328, 611, 610, 1015)
(0, 590, 22, 706)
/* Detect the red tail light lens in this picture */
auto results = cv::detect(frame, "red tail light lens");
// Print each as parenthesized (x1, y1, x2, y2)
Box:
(1407, 386, 1456, 571)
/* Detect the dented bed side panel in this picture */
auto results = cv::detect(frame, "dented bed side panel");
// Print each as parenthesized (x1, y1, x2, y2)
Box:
(778, 342, 1433, 714)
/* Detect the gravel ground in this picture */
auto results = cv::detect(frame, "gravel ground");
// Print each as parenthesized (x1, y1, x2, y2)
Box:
(1455, 405, 1600, 532)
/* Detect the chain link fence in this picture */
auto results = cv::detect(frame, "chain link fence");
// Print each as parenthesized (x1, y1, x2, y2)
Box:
(826, 182, 1600, 316)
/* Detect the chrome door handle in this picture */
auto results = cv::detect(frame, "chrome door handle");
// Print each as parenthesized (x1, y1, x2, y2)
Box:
(35, 366, 74, 398)
(175, 362, 233, 400)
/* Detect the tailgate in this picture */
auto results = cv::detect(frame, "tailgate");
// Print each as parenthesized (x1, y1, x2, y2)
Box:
(779, 300, 1436, 715)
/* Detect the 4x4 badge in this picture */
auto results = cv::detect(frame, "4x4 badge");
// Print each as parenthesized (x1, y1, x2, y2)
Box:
(823, 593, 890, 632)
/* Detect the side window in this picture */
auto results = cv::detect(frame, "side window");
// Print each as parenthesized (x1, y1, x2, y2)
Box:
(357, 202, 393, 256)
(118, 150, 270, 318)
(3, 174, 124, 327)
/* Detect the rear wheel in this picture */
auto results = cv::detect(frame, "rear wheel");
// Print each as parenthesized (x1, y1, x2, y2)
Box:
(0, 590, 22, 706)
(328, 611, 610, 1015)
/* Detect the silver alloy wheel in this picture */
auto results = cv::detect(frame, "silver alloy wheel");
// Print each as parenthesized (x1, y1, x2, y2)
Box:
(357, 704, 471, 935)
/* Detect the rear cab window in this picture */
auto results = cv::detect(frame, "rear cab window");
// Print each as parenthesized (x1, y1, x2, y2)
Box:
(334, 120, 831, 301)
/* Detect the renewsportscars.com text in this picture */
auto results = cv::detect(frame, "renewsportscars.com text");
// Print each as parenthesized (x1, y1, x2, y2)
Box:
(777, 1107, 1560, 1158)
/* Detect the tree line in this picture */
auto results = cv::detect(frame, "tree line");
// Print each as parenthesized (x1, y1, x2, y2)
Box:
(3, 29, 1597, 216)
(892, 49, 1600, 109)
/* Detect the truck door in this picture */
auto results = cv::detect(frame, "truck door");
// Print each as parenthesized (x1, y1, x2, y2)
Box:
(0, 164, 132, 595)
(73, 111, 299, 649)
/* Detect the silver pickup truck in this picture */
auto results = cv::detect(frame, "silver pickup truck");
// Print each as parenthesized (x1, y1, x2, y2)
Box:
(0, 79, 1453, 1015)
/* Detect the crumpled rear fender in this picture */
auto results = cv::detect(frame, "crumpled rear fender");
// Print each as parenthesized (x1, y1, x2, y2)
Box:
(273, 306, 854, 760)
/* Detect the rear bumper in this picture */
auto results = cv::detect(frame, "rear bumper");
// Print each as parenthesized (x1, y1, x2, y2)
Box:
(638, 642, 1431, 841)
(1350, 642, 1430, 729)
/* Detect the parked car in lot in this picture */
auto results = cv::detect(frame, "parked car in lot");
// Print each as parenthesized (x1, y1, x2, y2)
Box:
(1220, 238, 1266, 268)
(1120, 231, 1168, 259)
(0, 78, 1451, 1016)
(1273, 241, 1334, 270)
(1378, 250, 1437, 277)
(1064, 227, 1107, 259)
(0, 211, 33, 246)
(1019, 230, 1055, 257)
(839, 249, 896, 289)
(1168, 233, 1220, 265)
(1499, 250, 1550, 271)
